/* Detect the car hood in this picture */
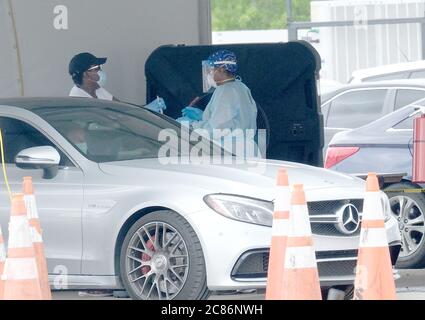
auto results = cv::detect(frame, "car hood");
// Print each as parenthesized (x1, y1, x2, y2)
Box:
(99, 157, 364, 201)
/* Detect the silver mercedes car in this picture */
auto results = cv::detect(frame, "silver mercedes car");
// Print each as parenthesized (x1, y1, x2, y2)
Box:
(0, 98, 401, 300)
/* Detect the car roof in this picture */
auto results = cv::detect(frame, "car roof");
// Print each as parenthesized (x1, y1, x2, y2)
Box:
(0, 97, 139, 110)
(350, 60, 425, 80)
(321, 79, 425, 103)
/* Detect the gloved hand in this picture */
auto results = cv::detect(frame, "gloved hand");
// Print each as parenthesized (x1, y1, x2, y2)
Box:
(176, 116, 193, 127)
(182, 106, 203, 121)
(145, 97, 167, 113)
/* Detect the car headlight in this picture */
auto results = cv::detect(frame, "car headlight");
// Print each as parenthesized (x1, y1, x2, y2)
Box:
(380, 192, 392, 222)
(204, 194, 274, 227)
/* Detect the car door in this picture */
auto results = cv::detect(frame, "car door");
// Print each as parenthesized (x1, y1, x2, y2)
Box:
(0, 116, 83, 275)
(324, 89, 389, 147)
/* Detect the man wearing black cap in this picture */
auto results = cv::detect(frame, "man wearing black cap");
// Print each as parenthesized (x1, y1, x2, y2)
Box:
(68, 52, 117, 100)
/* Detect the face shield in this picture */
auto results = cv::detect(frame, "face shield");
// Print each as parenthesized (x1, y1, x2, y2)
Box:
(202, 60, 216, 93)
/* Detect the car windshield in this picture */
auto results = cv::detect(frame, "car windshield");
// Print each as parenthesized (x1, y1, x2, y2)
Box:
(32, 104, 230, 162)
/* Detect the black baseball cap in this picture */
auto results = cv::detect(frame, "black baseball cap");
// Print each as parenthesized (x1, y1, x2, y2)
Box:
(69, 52, 107, 77)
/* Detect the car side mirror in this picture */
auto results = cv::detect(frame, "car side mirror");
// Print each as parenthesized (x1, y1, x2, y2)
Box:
(15, 146, 60, 179)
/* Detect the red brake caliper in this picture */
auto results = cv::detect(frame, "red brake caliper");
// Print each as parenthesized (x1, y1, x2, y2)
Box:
(141, 236, 155, 274)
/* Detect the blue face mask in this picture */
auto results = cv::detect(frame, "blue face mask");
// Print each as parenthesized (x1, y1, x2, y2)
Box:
(97, 70, 107, 87)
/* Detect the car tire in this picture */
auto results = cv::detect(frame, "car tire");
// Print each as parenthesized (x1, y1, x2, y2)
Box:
(385, 183, 425, 268)
(120, 210, 210, 300)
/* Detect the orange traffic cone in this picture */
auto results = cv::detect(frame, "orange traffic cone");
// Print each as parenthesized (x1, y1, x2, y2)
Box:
(23, 177, 51, 300)
(0, 225, 6, 299)
(2, 194, 43, 300)
(265, 169, 291, 300)
(281, 184, 322, 300)
(353, 172, 397, 300)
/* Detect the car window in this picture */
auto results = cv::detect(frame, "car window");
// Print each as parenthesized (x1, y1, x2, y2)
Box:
(363, 72, 410, 82)
(409, 70, 425, 79)
(327, 89, 387, 128)
(0, 117, 74, 166)
(393, 113, 422, 130)
(394, 89, 425, 110)
(33, 105, 230, 163)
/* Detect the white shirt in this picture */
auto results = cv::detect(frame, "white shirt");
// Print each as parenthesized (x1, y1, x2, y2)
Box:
(69, 85, 113, 100)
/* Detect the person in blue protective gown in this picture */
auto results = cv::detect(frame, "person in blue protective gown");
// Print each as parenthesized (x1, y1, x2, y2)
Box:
(177, 50, 260, 158)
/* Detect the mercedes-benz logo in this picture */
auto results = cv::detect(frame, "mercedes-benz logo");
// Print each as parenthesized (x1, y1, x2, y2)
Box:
(335, 204, 360, 235)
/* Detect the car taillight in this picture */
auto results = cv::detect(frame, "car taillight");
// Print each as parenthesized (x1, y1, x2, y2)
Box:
(324, 146, 360, 169)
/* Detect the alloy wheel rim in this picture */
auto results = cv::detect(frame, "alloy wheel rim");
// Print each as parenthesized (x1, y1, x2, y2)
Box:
(389, 195, 425, 258)
(125, 221, 189, 300)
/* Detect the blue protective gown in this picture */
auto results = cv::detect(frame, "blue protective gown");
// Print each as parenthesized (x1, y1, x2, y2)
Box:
(191, 80, 261, 157)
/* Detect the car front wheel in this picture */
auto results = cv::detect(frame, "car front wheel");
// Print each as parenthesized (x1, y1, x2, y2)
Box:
(120, 210, 210, 300)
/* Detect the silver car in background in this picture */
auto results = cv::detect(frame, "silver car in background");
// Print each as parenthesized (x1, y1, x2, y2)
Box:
(326, 101, 425, 268)
(321, 79, 425, 148)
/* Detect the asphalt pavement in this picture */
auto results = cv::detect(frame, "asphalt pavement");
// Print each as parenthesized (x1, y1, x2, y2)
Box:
(51, 269, 425, 300)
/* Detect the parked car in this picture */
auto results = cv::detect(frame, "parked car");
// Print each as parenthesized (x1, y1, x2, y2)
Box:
(326, 100, 425, 268)
(349, 60, 425, 84)
(321, 80, 425, 148)
(0, 97, 401, 299)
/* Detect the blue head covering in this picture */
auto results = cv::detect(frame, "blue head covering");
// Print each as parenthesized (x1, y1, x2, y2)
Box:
(207, 49, 238, 75)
